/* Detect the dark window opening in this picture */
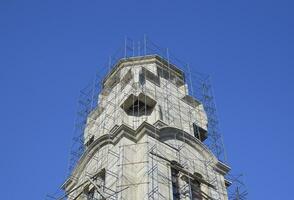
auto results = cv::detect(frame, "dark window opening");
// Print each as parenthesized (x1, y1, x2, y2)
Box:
(191, 180, 202, 200)
(140, 67, 160, 86)
(171, 167, 180, 200)
(139, 71, 146, 86)
(193, 123, 208, 142)
(126, 99, 153, 116)
(121, 94, 156, 117)
(86, 187, 95, 200)
(158, 105, 163, 120)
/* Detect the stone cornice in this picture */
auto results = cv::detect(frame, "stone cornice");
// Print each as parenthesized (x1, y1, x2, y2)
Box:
(62, 121, 230, 191)
(214, 161, 231, 176)
(102, 55, 185, 87)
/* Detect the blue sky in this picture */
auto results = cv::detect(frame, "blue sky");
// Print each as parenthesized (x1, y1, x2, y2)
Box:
(0, 0, 293, 199)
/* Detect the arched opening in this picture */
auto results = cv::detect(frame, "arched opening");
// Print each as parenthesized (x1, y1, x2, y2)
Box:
(121, 93, 156, 117)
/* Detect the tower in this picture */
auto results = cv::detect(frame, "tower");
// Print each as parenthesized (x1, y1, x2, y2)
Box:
(62, 48, 231, 199)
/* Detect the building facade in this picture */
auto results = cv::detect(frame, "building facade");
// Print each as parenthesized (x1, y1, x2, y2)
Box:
(62, 55, 231, 200)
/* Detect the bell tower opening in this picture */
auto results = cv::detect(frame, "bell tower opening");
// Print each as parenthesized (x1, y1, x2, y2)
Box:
(121, 93, 156, 117)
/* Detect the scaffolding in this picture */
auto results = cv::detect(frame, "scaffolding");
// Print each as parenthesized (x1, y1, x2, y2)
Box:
(47, 37, 247, 200)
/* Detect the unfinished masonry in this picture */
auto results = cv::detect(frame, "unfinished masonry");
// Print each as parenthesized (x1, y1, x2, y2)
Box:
(55, 38, 246, 200)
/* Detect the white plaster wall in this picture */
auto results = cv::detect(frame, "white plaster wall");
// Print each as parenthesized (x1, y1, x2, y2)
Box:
(84, 60, 207, 145)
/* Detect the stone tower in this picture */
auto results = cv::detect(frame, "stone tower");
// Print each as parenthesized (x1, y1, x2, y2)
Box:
(62, 55, 231, 200)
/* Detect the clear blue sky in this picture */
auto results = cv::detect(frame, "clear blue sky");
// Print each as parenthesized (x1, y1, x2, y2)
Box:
(0, 0, 293, 199)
